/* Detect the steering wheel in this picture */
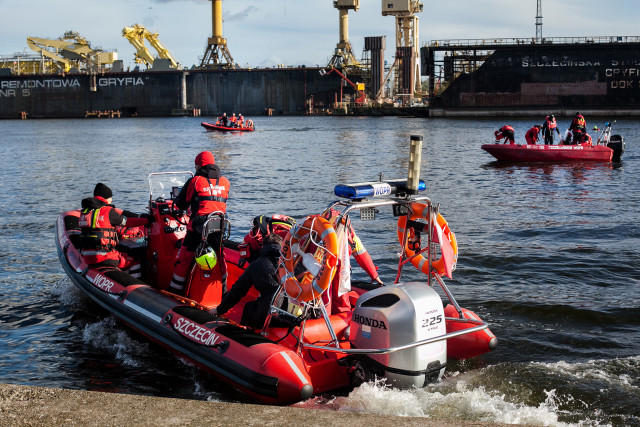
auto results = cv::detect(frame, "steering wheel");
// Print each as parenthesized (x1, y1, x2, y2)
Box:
(168, 202, 189, 226)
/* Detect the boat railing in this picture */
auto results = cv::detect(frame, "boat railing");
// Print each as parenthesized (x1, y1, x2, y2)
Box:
(301, 321, 489, 355)
(427, 35, 640, 49)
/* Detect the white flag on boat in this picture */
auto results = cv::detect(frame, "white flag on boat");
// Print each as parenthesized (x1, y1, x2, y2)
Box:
(335, 224, 351, 296)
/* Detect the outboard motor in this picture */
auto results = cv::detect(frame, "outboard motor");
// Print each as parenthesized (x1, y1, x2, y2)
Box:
(349, 282, 447, 387)
(607, 134, 625, 162)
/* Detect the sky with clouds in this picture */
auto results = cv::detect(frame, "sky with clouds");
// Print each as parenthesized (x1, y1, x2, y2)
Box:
(1, 0, 638, 69)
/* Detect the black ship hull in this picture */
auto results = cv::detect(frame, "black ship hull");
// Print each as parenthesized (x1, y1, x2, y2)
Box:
(423, 40, 640, 116)
(0, 68, 344, 119)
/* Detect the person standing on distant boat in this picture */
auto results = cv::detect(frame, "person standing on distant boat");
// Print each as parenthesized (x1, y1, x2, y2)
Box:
(525, 124, 543, 145)
(569, 112, 587, 144)
(542, 115, 561, 145)
(168, 151, 230, 295)
(494, 125, 516, 144)
(220, 113, 228, 127)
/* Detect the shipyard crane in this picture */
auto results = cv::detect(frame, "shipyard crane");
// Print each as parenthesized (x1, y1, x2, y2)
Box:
(382, 0, 424, 104)
(122, 24, 179, 69)
(328, 0, 362, 69)
(26, 31, 116, 73)
(200, 0, 237, 69)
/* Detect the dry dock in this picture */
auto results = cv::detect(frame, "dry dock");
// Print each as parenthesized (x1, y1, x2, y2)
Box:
(0, 383, 517, 427)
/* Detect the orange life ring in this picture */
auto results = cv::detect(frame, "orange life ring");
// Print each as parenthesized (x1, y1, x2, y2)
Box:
(278, 215, 338, 302)
(397, 203, 458, 277)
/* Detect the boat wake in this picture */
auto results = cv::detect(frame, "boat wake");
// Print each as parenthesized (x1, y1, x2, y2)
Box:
(295, 376, 570, 426)
(295, 357, 639, 426)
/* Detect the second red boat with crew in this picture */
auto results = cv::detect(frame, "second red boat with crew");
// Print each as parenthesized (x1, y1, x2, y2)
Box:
(483, 122, 625, 162)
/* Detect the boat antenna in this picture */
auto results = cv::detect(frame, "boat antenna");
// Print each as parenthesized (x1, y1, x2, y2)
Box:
(407, 135, 423, 195)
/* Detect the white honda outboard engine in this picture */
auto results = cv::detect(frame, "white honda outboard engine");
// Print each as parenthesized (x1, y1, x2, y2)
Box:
(349, 282, 447, 388)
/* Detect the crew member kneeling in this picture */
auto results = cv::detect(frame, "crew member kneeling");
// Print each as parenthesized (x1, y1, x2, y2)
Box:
(210, 233, 284, 329)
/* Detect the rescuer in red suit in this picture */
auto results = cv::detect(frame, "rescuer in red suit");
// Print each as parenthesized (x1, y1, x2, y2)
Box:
(494, 125, 516, 144)
(78, 183, 151, 277)
(525, 124, 543, 144)
(168, 151, 230, 295)
(568, 112, 587, 144)
(242, 214, 295, 263)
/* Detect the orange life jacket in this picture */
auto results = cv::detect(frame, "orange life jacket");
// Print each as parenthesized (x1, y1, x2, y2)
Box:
(79, 205, 120, 264)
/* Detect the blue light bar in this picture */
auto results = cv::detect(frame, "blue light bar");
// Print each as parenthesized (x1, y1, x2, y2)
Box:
(334, 179, 426, 199)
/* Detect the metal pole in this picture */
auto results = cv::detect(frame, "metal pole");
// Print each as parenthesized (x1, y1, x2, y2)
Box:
(407, 135, 423, 194)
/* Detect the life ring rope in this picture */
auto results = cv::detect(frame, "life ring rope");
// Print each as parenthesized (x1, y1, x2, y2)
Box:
(278, 215, 339, 303)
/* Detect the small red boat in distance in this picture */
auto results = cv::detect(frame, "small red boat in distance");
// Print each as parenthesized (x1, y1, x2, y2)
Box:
(201, 122, 255, 132)
(482, 122, 624, 162)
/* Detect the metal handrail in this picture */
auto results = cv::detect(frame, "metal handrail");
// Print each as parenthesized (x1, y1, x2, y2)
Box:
(427, 35, 640, 48)
(301, 322, 488, 355)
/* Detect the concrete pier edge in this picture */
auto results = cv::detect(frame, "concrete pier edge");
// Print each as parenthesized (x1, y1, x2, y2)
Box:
(0, 383, 517, 427)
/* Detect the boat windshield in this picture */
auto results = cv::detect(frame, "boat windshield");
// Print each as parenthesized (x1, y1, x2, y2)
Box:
(148, 171, 193, 202)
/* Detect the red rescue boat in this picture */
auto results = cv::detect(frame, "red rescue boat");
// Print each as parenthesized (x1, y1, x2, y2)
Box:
(481, 143, 615, 162)
(56, 148, 497, 405)
(482, 122, 624, 163)
(201, 122, 255, 132)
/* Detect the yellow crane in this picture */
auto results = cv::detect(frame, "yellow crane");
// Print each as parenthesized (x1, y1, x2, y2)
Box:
(122, 24, 179, 69)
(328, 0, 362, 69)
(26, 30, 116, 73)
(200, 0, 237, 68)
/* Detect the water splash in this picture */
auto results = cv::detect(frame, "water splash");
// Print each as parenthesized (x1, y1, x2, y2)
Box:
(81, 317, 149, 368)
(50, 277, 88, 310)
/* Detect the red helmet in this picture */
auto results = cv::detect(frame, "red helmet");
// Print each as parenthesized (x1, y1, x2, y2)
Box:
(195, 151, 215, 167)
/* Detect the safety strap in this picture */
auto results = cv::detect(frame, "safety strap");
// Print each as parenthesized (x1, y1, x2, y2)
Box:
(193, 177, 228, 204)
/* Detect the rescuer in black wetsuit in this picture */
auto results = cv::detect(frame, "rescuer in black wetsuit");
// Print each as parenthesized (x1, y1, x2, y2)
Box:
(210, 233, 285, 329)
(542, 115, 561, 145)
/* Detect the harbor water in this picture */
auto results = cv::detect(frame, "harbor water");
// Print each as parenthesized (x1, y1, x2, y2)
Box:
(0, 116, 638, 426)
